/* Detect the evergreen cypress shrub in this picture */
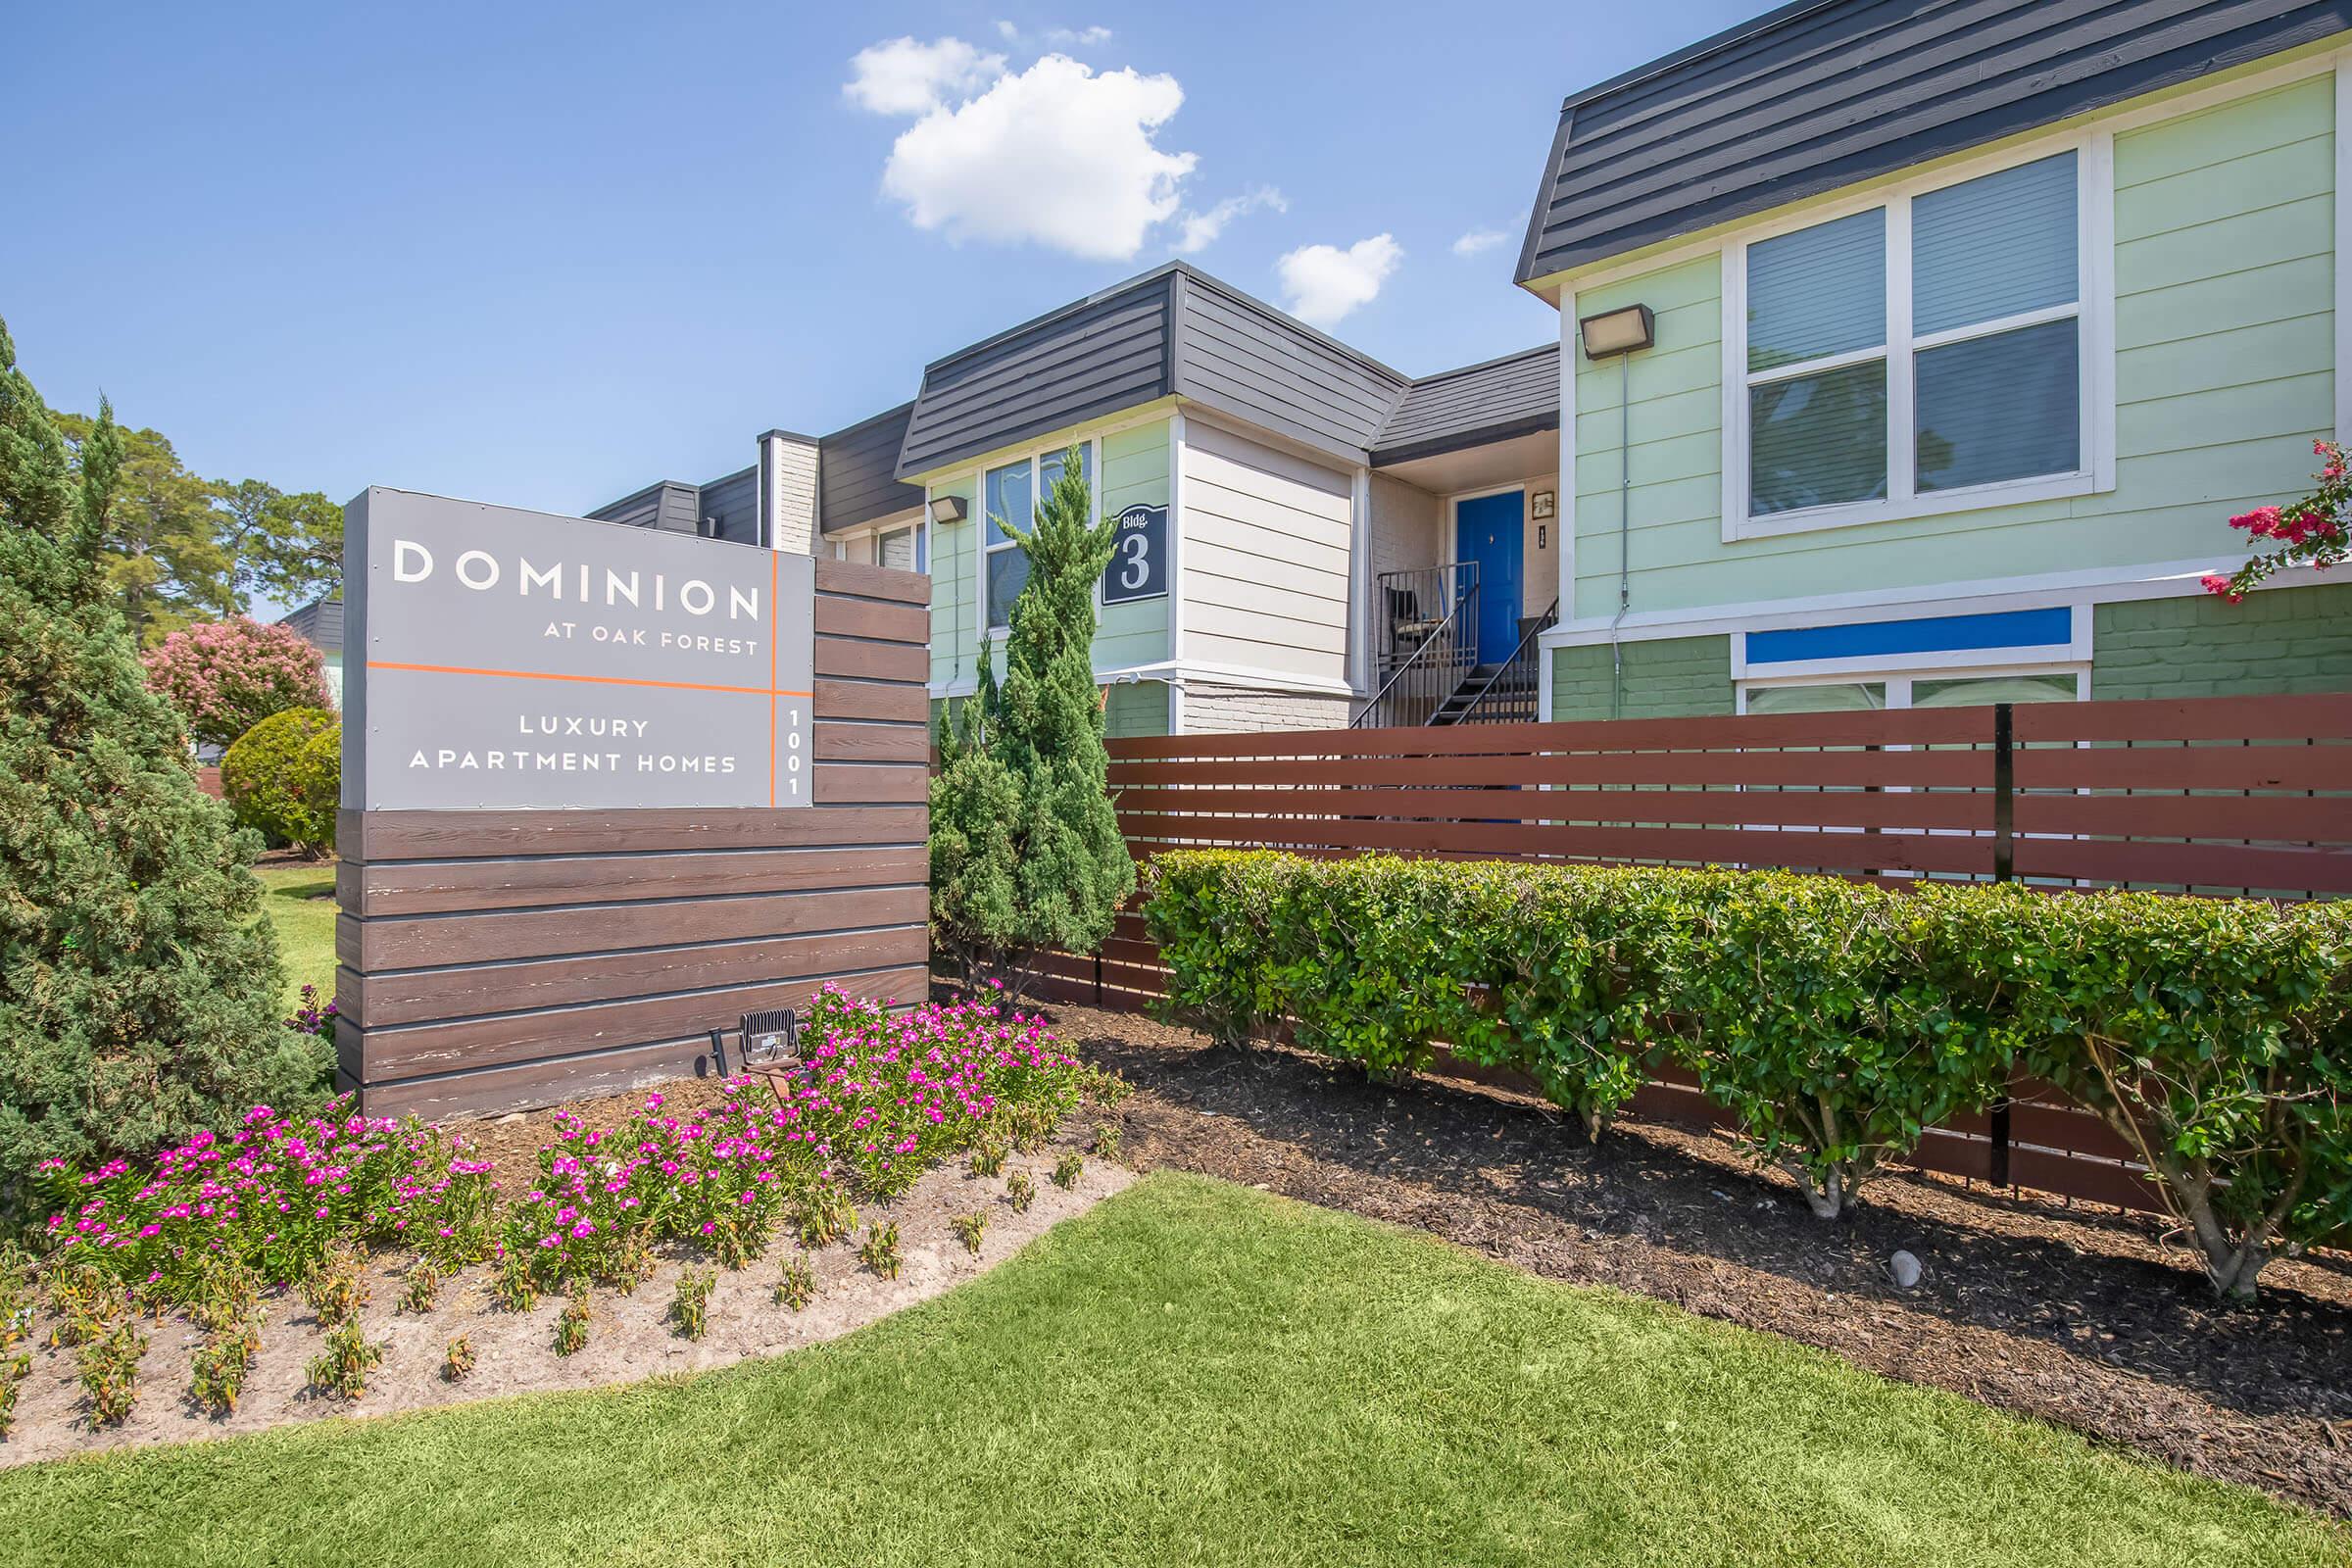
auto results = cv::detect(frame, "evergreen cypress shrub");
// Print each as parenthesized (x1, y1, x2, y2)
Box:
(0, 318, 324, 1181)
(221, 707, 339, 856)
(930, 447, 1135, 994)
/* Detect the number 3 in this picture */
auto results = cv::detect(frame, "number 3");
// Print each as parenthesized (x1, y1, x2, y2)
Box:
(1118, 532, 1149, 590)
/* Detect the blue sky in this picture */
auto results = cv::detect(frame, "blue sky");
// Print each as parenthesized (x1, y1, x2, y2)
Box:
(3, 0, 1752, 540)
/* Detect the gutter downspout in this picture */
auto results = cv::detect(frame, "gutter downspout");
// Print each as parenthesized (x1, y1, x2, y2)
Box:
(1610, 351, 1631, 718)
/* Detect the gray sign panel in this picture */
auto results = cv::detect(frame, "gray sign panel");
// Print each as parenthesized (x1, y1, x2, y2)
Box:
(342, 488, 814, 811)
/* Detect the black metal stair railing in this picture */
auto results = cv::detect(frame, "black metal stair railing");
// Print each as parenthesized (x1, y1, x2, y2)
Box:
(1355, 563, 1479, 728)
(1455, 598, 1559, 726)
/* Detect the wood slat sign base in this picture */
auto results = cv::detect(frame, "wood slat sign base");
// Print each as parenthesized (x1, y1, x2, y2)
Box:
(335, 492, 930, 1121)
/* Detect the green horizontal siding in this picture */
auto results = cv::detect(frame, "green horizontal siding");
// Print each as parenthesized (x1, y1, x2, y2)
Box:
(929, 472, 978, 690)
(929, 419, 1170, 688)
(1570, 74, 2337, 621)
(1095, 421, 1172, 673)
(1103, 678, 1171, 738)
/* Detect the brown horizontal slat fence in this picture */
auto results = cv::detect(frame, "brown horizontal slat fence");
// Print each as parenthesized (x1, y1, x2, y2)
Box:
(336, 558, 932, 1121)
(1026, 691, 2352, 1213)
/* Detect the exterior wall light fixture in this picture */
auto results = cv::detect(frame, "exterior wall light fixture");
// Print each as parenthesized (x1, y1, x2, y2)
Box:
(928, 493, 968, 525)
(1578, 304, 1655, 360)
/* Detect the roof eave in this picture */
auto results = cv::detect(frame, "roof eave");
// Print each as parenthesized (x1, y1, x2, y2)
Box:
(1370, 412, 1562, 470)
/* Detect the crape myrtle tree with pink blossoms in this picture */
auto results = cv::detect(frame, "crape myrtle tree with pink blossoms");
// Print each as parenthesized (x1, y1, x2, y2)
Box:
(0, 317, 323, 1189)
(140, 614, 332, 750)
(930, 446, 1136, 998)
(2201, 438, 2352, 601)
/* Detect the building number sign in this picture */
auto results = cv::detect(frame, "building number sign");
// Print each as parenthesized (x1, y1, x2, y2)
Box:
(1102, 502, 1168, 604)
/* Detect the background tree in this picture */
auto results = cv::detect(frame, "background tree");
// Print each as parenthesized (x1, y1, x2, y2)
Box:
(0, 317, 324, 1180)
(216, 478, 343, 609)
(49, 413, 343, 642)
(53, 412, 234, 645)
(930, 447, 1136, 994)
(141, 615, 333, 749)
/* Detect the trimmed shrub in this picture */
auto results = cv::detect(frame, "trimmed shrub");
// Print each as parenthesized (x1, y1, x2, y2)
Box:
(1953, 886, 2352, 1300)
(140, 615, 332, 750)
(220, 707, 337, 855)
(1144, 851, 2352, 1296)
(1147, 854, 1707, 1140)
(1671, 872, 2011, 1219)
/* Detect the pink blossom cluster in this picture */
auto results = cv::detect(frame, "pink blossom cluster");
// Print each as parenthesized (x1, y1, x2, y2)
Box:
(499, 1093, 816, 1280)
(2204, 440, 2351, 601)
(140, 615, 332, 748)
(501, 985, 1085, 1280)
(2225, 504, 2343, 547)
(38, 1103, 496, 1298)
(790, 983, 1083, 1193)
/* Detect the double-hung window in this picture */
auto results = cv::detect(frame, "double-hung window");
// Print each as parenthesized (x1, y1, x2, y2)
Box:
(983, 443, 1093, 630)
(1728, 142, 2107, 539)
(877, 520, 927, 575)
(982, 460, 1033, 632)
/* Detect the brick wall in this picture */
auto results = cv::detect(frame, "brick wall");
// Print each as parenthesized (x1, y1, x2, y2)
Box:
(2092, 584, 2352, 700)
(1183, 683, 1353, 733)
(1549, 635, 1734, 721)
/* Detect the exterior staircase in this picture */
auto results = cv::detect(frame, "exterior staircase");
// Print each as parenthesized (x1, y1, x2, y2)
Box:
(1357, 565, 1556, 729)
(1430, 663, 1507, 724)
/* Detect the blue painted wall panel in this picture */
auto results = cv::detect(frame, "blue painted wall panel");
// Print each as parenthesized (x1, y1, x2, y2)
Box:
(1745, 605, 2072, 663)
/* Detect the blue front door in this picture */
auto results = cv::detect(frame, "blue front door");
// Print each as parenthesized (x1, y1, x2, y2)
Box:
(1455, 491, 1523, 664)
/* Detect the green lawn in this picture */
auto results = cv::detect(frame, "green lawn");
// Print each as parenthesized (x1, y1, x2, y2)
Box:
(2, 1175, 2333, 1568)
(254, 860, 336, 1010)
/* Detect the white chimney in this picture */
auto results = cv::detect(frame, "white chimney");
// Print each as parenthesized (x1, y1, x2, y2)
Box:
(757, 429, 819, 554)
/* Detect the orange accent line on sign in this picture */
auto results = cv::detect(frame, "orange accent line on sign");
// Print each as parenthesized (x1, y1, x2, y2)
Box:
(368, 660, 810, 699)
(769, 554, 779, 808)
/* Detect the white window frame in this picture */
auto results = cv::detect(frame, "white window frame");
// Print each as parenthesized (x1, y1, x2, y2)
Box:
(874, 518, 928, 576)
(1722, 128, 2117, 544)
(983, 436, 1108, 631)
(1735, 662, 2088, 713)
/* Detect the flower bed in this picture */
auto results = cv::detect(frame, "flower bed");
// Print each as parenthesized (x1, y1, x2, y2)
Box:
(36, 1105, 497, 1303)
(4, 987, 1103, 1435)
(500, 987, 1087, 1286)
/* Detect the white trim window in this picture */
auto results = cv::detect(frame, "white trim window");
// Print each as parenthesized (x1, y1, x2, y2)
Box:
(984, 440, 1097, 631)
(876, 519, 927, 575)
(1723, 135, 2114, 541)
(1737, 666, 2086, 714)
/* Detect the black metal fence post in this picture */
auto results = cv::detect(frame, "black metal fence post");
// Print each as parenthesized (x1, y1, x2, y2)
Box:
(1988, 701, 2014, 1190)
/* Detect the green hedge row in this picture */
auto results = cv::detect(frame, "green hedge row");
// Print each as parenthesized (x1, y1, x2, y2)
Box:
(1141, 851, 2352, 1299)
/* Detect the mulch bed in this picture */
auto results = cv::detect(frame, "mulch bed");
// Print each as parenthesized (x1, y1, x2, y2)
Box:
(1051, 1001, 2352, 1518)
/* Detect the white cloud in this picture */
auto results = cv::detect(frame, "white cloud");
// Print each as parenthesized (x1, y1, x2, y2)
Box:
(995, 20, 1113, 46)
(1451, 226, 1510, 258)
(1175, 185, 1287, 252)
(843, 36, 1006, 116)
(1276, 234, 1402, 327)
(879, 54, 1198, 261)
